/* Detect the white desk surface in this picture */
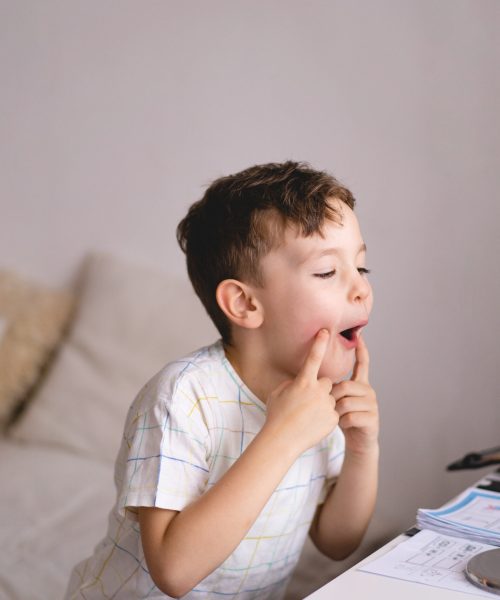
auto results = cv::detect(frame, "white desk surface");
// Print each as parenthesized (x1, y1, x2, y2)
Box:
(306, 471, 500, 599)
(305, 533, 489, 600)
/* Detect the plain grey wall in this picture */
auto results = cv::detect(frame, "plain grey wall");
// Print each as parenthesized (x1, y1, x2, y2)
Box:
(1, 0, 499, 535)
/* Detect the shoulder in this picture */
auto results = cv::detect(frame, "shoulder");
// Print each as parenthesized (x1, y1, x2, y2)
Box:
(156, 340, 226, 398)
(125, 341, 227, 425)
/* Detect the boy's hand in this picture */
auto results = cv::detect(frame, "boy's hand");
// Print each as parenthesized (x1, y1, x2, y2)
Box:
(331, 334, 379, 457)
(264, 329, 339, 454)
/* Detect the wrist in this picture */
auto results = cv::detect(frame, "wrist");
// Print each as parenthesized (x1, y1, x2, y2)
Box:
(257, 422, 304, 463)
(344, 442, 380, 465)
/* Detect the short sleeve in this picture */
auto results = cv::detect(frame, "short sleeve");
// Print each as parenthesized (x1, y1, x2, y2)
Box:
(327, 426, 345, 480)
(318, 426, 346, 504)
(117, 377, 211, 517)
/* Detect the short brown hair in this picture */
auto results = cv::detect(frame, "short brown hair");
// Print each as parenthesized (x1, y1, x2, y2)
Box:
(177, 160, 355, 343)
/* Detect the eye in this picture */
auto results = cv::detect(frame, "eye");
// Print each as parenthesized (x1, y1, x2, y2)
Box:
(314, 270, 336, 279)
(358, 267, 371, 276)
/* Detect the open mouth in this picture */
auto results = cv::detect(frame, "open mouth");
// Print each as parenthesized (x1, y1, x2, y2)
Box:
(338, 321, 368, 343)
(339, 327, 358, 341)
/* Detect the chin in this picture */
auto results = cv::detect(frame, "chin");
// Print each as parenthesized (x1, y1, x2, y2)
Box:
(324, 359, 355, 383)
(332, 371, 351, 384)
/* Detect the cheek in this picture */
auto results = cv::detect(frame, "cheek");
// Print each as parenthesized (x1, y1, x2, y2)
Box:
(269, 284, 343, 342)
(366, 288, 374, 315)
(296, 308, 343, 343)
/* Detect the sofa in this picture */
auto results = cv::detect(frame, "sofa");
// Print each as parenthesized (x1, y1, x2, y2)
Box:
(0, 252, 391, 599)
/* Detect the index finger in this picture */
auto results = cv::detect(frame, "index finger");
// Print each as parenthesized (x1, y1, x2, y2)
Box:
(351, 333, 370, 383)
(298, 329, 330, 382)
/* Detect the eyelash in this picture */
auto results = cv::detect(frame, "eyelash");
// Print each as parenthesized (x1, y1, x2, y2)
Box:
(314, 268, 371, 279)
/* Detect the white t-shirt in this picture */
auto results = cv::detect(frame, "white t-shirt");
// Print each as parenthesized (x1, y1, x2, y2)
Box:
(66, 341, 345, 600)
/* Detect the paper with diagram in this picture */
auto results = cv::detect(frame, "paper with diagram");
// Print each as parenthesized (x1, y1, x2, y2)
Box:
(359, 529, 495, 597)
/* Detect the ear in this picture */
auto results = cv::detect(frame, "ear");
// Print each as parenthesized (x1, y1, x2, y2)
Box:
(216, 279, 263, 330)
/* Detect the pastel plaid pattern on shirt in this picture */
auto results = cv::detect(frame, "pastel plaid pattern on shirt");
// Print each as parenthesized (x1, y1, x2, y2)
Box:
(65, 341, 345, 600)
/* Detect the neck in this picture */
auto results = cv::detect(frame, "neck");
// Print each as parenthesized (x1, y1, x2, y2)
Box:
(223, 332, 288, 404)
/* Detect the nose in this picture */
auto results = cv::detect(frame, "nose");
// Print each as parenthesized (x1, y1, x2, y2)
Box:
(349, 270, 371, 303)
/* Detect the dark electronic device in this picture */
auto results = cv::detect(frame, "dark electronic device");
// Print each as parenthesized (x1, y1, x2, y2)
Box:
(446, 445, 500, 471)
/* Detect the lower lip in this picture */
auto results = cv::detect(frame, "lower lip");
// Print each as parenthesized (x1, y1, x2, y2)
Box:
(337, 332, 358, 350)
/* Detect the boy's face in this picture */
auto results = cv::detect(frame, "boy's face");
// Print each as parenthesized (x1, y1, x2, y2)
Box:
(255, 200, 373, 384)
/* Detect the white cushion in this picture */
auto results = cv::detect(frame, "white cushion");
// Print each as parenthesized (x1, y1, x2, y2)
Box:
(9, 252, 217, 462)
(0, 438, 114, 600)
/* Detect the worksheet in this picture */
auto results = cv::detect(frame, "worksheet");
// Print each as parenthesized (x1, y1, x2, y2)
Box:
(359, 529, 496, 597)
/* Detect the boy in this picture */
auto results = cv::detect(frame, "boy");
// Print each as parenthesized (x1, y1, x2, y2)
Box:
(66, 161, 379, 599)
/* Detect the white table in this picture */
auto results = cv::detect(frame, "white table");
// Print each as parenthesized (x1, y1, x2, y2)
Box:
(305, 469, 500, 600)
(304, 532, 489, 599)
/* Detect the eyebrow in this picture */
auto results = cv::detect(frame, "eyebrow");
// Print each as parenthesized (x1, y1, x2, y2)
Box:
(297, 242, 367, 266)
(313, 242, 367, 259)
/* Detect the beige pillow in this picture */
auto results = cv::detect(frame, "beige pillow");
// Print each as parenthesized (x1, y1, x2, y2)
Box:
(9, 252, 218, 462)
(0, 270, 75, 429)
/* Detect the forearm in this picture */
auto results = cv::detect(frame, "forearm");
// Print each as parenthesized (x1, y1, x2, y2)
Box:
(148, 425, 299, 596)
(311, 445, 379, 560)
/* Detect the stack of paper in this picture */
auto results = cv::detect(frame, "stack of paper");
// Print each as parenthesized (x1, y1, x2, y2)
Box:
(417, 488, 500, 546)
